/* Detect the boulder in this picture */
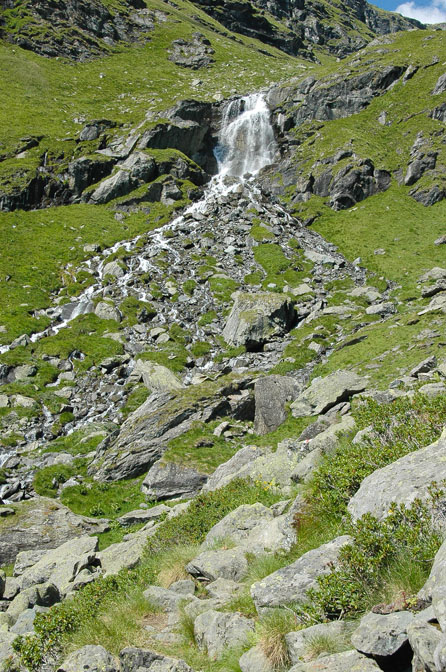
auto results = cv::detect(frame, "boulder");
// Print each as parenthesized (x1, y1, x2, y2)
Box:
(141, 461, 207, 500)
(407, 620, 442, 672)
(17, 536, 99, 596)
(120, 647, 193, 672)
(57, 645, 119, 672)
(254, 375, 299, 435)
(348, 436, 446, 523)
(186, 547, 248, 582)
(89, 378, 253, 481)
(99, 525, 158, 576)
(129, 360, 183, 392)
(286, 621, 350, 665)
(289, 649, 381, 671)
(251, 536, 351, 613)
(94, 301, 122, 322)
(202, 445, 269, 492)
(351, 611, 414, 660)
(202, 503, 296, 555)
(13, 550, 47, 577)
(7, 582, 60, 621)
(10, 606, 48, 635)
(102, 260, 125, 279)
(87, 170, 136, 205)
(223, 292, 296, 350)
(168, 32, 215, 69)
(117, 504, 169, 526)
(291, 370, 367, 417)
(239, 645, 273, 672)
(0, 497, 108, 566)
(194, 609, 255, 659)
(433, 73, 446, 95)
(419, 538, 446, 628)
(143, 585, 193, 613)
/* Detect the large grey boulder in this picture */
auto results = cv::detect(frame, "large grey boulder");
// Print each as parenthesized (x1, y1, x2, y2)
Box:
(87, 170, 136, 205)
(186, 547, 248, 582)
(13, 550, 47, 577)
(286, 621, 350, 665)
(254, 375, 299, 435)
(239, 645, 273, 672)
(7, 582, 60, 622)
(223, 292, 296, 349)
(57, 645, 119, 672)
(407, 620, 442, 672)
(351, 611, 414, 659)
(10, 606, 48, 635)
(90, 378, 252, 481)
(141, 460, 207, 500)
(117, 504, 169, 527)
(203, 503, 296, 555)
(291, 370, 367, 417)
(202, 445, 269, 492)
(289, 649, 381, 671)
(433, 73, 446, 95)
(348, 436, 446, 523)
(129, 360, 183, 392)
(194, 609, 255, 659)
(120, 647, 193, 672)
(0, 497, 108, 566)
(17, 536, 99, 596)
(99, 525, 158, 576)
(94, 301, 122, 322)
(143, 585, 193, 613)
(251, 536, 351, 613)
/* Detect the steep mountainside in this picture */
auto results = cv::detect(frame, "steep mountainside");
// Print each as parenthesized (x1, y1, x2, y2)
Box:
(1, 2, 446, 672)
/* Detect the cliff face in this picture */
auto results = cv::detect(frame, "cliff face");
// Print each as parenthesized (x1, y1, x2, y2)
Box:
(1, 0, 423, 61)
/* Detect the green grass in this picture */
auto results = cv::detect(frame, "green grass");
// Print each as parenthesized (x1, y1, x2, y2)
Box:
(60, 476, 146, 519)
(161, 419, 239, 474)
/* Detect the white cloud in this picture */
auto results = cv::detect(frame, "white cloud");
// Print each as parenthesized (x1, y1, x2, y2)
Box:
(396, 0, 446, 23)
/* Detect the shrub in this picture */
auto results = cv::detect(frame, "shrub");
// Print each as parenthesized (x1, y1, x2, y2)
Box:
(304, 492, 443, 621)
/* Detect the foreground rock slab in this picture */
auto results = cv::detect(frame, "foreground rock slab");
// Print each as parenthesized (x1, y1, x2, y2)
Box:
(289, 649, 381, 671)
(0, 497, 108, 566)
(251, 535, 351, 613)
(291, 370, 367, 417)
(348, 436, 446, 522)
(57, 645, 119, 672)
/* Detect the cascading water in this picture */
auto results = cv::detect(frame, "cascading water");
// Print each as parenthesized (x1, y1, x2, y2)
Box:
(215, 93, 278, 179)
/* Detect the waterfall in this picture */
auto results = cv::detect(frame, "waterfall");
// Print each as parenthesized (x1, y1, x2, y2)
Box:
(215, 93, 277, 179)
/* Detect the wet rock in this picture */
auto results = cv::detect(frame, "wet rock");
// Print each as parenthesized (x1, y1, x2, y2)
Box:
(223, 291, 296, 350)
(141, 461, 208, 500)
(94, 301, 122, 322)
(291, 370, 367, 417)
(57, 645, 119, 672)
(102, 260, 126, 279)
(254, 375, 299, 434)
(348, 436, 446, 523)
(251, 535, 352, 613)
(194, 609, 255, 659)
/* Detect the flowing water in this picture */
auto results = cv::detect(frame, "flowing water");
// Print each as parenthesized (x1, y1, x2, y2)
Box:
(0, 93, 279, 473)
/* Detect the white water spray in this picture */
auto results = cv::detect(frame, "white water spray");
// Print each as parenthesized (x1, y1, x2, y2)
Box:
(216, 93, 278, 179)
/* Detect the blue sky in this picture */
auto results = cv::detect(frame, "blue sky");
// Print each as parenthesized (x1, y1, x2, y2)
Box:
(372, 0, 446, 23)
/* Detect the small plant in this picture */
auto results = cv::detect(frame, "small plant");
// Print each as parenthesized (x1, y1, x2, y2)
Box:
(256, 609, 298, 669)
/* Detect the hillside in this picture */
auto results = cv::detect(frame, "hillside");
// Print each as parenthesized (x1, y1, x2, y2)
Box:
(1, 1, 446, 671)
